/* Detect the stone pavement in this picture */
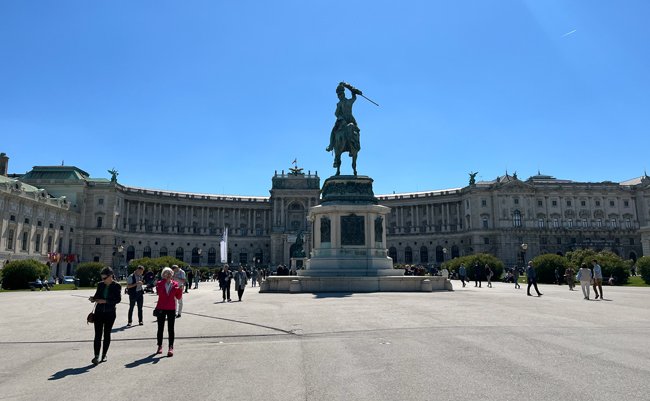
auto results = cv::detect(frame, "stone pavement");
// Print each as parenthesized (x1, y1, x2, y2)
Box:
(1, 281, 649, 401)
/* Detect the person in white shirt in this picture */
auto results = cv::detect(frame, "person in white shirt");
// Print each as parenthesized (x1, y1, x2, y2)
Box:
(591, 259, 604, 300)
(172, 265, 186, 318)
(578, 263, 593, 300)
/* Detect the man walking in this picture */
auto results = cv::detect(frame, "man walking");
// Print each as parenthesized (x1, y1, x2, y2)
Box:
(473, 262, 482, 288)
(458, 263, 467, 287)
(126, 265, 145, 326)
(592, 259, 604, 299)
(513, 266, 521, 289)
(234, 266, 248, 302)
(172, 265, 186, 317)
(526, 261, 543, 297)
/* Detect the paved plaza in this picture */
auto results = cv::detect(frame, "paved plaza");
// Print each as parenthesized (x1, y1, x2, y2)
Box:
(1, 281, 649, 401)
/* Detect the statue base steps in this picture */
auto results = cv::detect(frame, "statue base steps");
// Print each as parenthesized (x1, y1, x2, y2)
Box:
(259, 276, 453, 293)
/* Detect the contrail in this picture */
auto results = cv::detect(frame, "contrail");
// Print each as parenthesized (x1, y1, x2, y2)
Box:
(562, 29, 577, 38)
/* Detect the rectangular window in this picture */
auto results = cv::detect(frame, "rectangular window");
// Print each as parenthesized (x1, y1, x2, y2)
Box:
(596, 200, 601, 206)
(540, 237, 547, 245)
(481, 199, 487, 207)
(483, 237, 490, 244)
(538, 219, 545, 228)
(552, 200, 558, 207)
(35, 233, 41, 252)
(97, 216, 103, 228)
(537, 200, 543, 207)
(597, 219, 602, 227)
(610, 200, 615, 207)
(24, 218, 30, 224)
(21, 232, 28, 251)
(37, 220, 42, 227)
(567, 200, 572, 207)
(611, 219, 617, 228)
(567, 219, 573, 228)
(624, 200, 629, 207)
(630, 238, 635, 245)
(514, 198, 519, 205)
(98, 198, 104, 205)
(626, 219, 632, 229)
(581, 201, 586, 207)
(95, 237, 101, 245)
(7, 229, 14, 250)
(10, 215, 16, 221)
(553, 219, 559, 228)
(482, 219, 488, 229)
(47, 235, 53, 253)
(556, 237, 562, 245)
(49, 223, 54, 229)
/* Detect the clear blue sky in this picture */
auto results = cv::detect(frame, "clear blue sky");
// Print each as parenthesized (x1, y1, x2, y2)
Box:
(2, 1, 649, 196)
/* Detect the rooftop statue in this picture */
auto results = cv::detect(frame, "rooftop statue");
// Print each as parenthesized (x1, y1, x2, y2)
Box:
(326, 82, 378, 176)
(108, 168, 119, 183)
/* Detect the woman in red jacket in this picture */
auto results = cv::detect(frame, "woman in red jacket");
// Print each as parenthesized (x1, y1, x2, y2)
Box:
(155, 267, 183, 356)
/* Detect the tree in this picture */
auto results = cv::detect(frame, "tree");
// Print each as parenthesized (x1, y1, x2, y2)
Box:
(1, 259, 50, 290)
(75, 262, 104, 287)
(531, 254, 569, 284)
(127, 256, 187, 275)
(442, 253, 505, 281)
(565, 249, 629, 285)
(636, 256, 650, 285)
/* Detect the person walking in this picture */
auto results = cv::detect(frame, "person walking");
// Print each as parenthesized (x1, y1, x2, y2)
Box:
(485, 264, 493, 288)
(88, 267, 122, 365)
(185, 269, 193, 294)
(513, 266, 521, 289)
(564, 266, 575, 291)
(172, 265, 186, 317)
(473, 262, 482, 288)
(578, 263, 592, 300)
(251, 268, 258, 287)
(234, 266, 248, 302)
(458, 263, 467, 287)
(126, 265, 145, 326)
(526, 261, 543, 297)
(217, 265, 232, 302)
(592, 259, 604, 300)
(155, 267, 183, 357)
(193, 269, 200, 289)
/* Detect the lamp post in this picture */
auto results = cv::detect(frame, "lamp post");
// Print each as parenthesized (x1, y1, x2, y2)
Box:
(442, 247, 447, 262)
(520, 243, 528, 267)
(197, 248, 202, 266)
(113, 245, 124, 279)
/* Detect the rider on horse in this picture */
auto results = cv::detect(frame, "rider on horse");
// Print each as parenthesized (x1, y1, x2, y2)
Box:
(326, 82, 362, 175)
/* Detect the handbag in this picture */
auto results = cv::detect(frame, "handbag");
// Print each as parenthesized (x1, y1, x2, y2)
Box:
(153, 308, 160, 317)
(87, 305, 96, 324)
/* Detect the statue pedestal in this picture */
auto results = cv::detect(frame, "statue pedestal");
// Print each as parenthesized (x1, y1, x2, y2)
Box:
(260, 175, 452, 293)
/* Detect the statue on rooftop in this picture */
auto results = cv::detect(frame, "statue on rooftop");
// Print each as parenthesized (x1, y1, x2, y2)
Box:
(108, 168, 119, 183)
(469, 171, 478, 186)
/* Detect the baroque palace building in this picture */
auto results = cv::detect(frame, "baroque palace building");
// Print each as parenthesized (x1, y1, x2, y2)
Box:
(1, 152, 649, 277)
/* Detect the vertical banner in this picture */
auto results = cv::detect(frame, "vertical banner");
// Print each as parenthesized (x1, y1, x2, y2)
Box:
(220, 227, 228, 263)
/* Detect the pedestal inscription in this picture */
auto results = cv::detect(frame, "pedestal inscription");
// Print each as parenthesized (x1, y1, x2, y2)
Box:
(341, 215, 365, 246)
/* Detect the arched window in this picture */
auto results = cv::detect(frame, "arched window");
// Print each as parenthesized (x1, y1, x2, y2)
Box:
(239, 252, 248, 265)
(451, 245, 460, 259)
(254, 249, 263, 266)
(435, 246, 444, 263)
(159, 246, 168, 257)
(191, 247, 201, 264)
(404, 246, 413, 264)
(143, 246, 152, 258)
(96, 216, 103, 228)
(388, 247, 397, 264)
(126, 245, 135, 261)
(513, 210, 522, 227)
(175, 247, 184, 261)
(207, 247, 217, 265)
(629, 251, 637, 262)
(419, 246, 428, 263)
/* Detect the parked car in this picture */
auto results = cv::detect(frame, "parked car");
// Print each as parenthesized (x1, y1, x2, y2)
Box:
(63, 276, 75, 284)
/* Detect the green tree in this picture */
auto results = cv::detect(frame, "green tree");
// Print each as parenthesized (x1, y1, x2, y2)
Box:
(531, 254, 569, 284)
(1, 259, 50, 290)
(442, 253, 505, 281)
(565, 249, 629, 285)
(127, 256, 187, 275)
(75, 262, 104, 287)
(636, 256, 650, 285)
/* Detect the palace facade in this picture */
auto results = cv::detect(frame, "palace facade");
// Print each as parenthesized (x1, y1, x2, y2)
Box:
(1, 152, 649, 278)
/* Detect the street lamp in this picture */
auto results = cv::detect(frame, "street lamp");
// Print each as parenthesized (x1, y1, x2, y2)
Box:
(442, 247, 447, 261)
(197, 248, 202, 266)
(520, 243, 528, 266)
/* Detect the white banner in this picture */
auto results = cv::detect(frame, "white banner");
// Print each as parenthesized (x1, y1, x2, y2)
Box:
(219, 227, 228, 263)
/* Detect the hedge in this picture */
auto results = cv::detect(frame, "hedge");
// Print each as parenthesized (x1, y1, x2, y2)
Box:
(531, 254, 569, 284)
(441, 253, 504, 281)
(127, 256, 187, 275)
(75, 262, 105, 287)
(636, 256, 650, 285)
(1, 259, 50, 290)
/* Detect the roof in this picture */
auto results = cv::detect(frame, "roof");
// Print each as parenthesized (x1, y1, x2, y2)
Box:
(20, 166, 90, 181)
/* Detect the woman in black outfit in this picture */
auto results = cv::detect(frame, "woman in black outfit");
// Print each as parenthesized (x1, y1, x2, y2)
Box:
(89, 267, 122, 365)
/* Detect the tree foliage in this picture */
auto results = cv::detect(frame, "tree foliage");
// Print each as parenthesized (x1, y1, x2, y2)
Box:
(442, 253, 505, 281)
(75, 262, 105, 287)
(531, 254, 569, 284)
(1, 259, 50, 290)
(636, 256, 650, 285)
(565, 249, 629, 285)
(127, 256, 187, 275)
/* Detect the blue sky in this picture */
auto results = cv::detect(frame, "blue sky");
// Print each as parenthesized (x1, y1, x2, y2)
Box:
(2, 1, 649, 196)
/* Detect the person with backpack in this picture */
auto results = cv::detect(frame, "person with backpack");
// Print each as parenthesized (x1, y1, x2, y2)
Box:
(126, 265, 145, 326)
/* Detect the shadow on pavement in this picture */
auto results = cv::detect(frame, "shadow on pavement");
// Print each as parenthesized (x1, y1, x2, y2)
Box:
(312, 293, 354, 299)
(48, 364, 97, 380)
(124, 353, 161, 368)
